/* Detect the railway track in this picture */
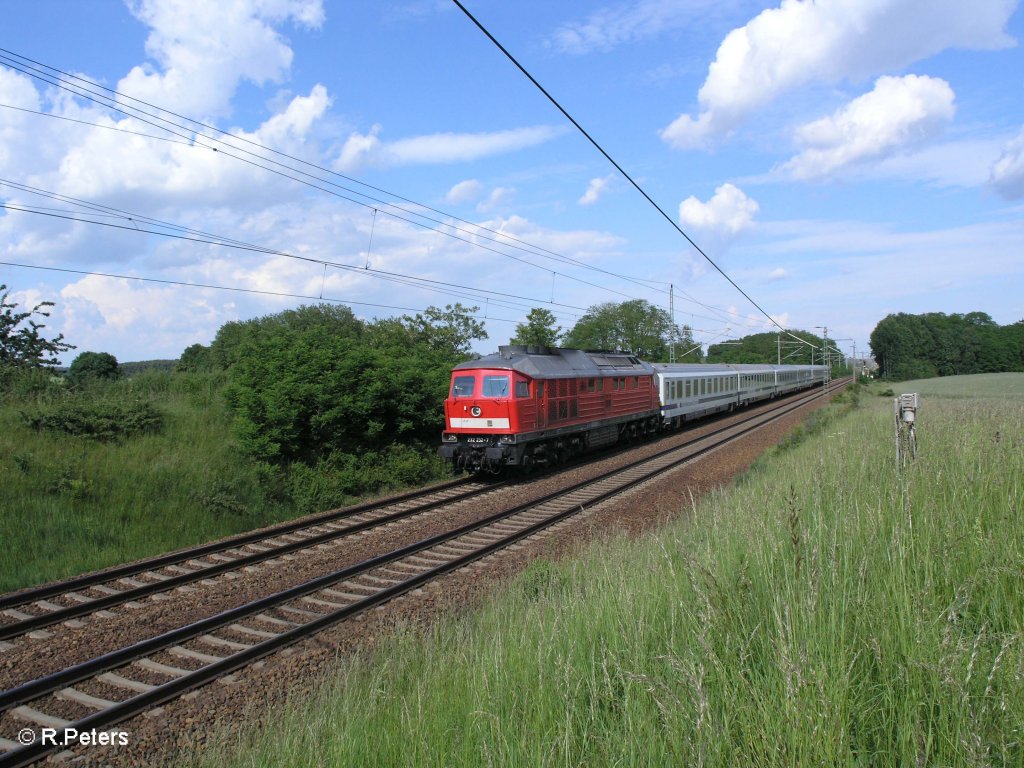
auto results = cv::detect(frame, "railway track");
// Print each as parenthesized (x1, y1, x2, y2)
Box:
(0, 380, 843, 767)
(0, 478, 502, 644)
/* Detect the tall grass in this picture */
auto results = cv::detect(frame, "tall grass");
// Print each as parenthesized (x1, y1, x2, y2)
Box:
(193, 377, 1023, 767)
(0, 371, 282, 591)
(0, 368, 450, 592)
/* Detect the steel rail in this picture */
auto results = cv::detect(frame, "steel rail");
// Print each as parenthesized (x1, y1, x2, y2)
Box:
(0, 381, 842, 767)
(0, 477, 482, 611)
(0, 480, 500, 641)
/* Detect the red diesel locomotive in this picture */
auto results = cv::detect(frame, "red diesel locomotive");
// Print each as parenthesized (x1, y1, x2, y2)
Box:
(438, 345, 661, 473)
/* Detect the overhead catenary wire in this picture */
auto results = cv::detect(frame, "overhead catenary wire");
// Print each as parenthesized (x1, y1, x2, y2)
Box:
(0, 200, 588, 320)
(1, 177, 775, 334)
(0, 260, 528, 328)
(0, 49, 674, 300)
(0, 48, 787, 335)
(0, 48, 788, 340)
(448, 1, 816, 351)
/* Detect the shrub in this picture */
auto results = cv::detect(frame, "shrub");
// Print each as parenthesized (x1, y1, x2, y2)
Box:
(68, 351, 120, 387)
(21, 397, 163, 440)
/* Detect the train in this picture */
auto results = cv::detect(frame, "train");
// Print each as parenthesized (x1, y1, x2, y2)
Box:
(438, 345, 829, 474)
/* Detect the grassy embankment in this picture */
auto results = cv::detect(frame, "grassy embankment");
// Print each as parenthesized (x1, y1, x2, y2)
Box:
(193, 374, 1024, 767)
(0, 370, 445, 593)
(0, 371, 281, 592)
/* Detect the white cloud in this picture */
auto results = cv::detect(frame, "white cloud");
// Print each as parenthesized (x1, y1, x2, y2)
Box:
(445, 179, 483, 205)
(549, 0, 719, 54)
(660, 0, 1016, 149)
(679, 183, 759, 237)
(0, 67, 43, 174)
(782, 75, 955, 180)
(989, 126, 1024, 200)
(254, 84, 331, 145)
(119, 0, 324, 116)
(335, 125, 564, 171)
(50, 85, 331, 209)
(476, 187, 516, 213)
(578, 175, 614, 206)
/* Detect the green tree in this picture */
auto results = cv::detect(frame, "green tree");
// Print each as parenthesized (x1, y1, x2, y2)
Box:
(401, 303, 487, 359)
(210, 304, 365, 370)
(220, 303, 474, 466)
(176, 343, 213, 373)
(511, 308, 563, 348)
(0, 284, 75, 368)
(708, 330, 822, 365)
(869, 311, 1022, 380)
(68, 351, 120, 386)
(564, 300, 680, 361)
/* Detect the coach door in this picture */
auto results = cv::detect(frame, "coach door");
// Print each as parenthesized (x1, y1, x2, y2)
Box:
(536, 381, 546, 428)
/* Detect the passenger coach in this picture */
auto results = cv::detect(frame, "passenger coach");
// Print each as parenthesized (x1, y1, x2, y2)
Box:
(439, 346, 829, 474)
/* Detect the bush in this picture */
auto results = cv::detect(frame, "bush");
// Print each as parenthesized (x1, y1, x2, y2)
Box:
(68, 351, 120, 387)
(0, 365, 63, 402)
(21, 397, 163, 440)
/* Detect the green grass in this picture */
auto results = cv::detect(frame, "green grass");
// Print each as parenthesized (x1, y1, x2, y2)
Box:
(0, 371, 289, 592)
(0, 370, 447, 593)
(877, 371, 1024, 399)
(191, 378, 1024, 767)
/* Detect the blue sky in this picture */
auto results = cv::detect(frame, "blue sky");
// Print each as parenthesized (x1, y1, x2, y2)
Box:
(2, 0, 1022, 364)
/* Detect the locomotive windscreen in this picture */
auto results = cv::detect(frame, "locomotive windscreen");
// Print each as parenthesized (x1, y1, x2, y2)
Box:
(452, 375, 474, 397)
(482, 375, 510, 397)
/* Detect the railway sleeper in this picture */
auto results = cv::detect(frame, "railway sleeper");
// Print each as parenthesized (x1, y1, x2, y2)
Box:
(134, 658, 192, 678)
(97, 672, 157, 693)
(56, 687, 118, 710)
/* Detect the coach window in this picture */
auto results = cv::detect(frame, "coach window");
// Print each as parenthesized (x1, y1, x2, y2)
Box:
(515, 381, 530, 398)
(452, 375, 475, 398)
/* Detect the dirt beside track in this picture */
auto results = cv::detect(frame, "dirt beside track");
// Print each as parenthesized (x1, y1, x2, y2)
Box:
(4, 389, 837, 767)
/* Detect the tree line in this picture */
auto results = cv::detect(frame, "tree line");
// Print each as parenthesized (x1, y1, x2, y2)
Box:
(706, 330, 834, 368)
(510, 301, 697, 361)
(869, 311, 1024, 380)
(2, 285, 694, 503)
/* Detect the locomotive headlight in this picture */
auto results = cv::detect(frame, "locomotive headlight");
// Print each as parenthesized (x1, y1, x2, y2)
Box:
(471, 406, 482, 417)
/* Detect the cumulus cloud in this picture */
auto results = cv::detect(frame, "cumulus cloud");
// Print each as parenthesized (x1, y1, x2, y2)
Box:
(578, 175, 614, 206)
(0, 67, 47, 174)
(119, 0, 324, 117)
(445, 179, 483, 205)
(989, 126, 1024, 200)
(660, 0, 1015, 149)
(679, 183, 759, 238)
(335, 125, 563, 172)
(49, 84, 331, 210)
(254, 84, 331, 145)
(782, 75, 955, 180)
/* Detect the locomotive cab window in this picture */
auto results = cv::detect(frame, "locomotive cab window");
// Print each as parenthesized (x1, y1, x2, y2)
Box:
(482, 375, 510, 398)
(515, 381, 530, 398)
(452, 376, 475, 398)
